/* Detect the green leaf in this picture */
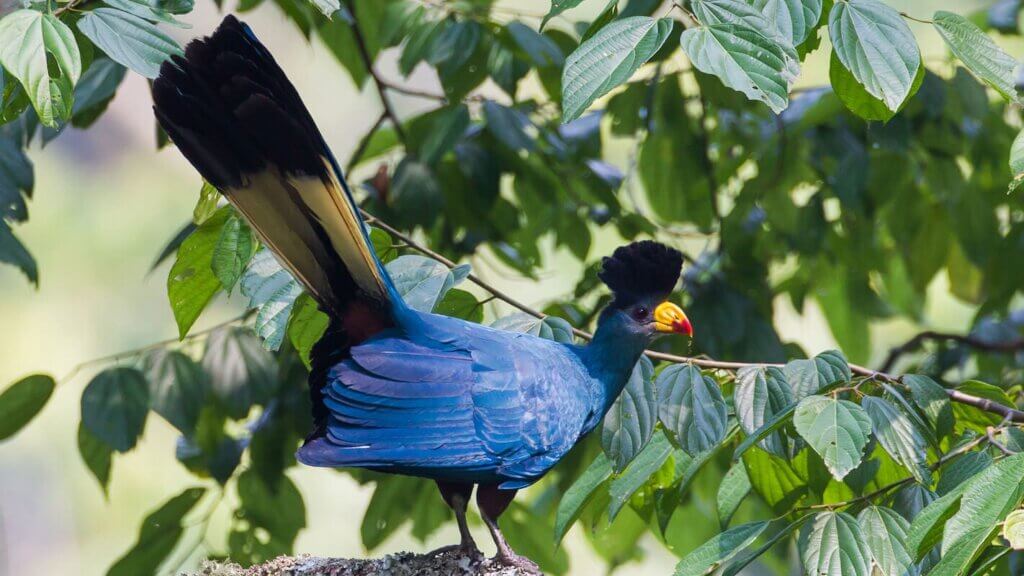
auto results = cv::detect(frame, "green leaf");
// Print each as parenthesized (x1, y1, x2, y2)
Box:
(389, 158, 442, 226)
(0, 220, 36, 284)
(107, 487, 205, 576)
(933, 10, 1021, 103)
(434, 288, 483, 323)
(735, 365, 793, 457)
(309, 0, 339, 18)
(753, 0, 823, 45)
(828, 0, 921, 111)
(785, 349, 851, 400)
(554, 453, 612, 545)
(673, 521, 769, 576)
(287, 293, 329, 369)
(608, 430, 673, 521)
(491, 313, 575, 343)
(212, 213, 255, 292)
(0, 130, 32, 222)
(1011, 128, 1023, 193)
(81, 367, 149, 453)
(1003, 509, 1024, 549)
(193, 181, 220, 225)
(0, 10, 80, 127)
(679, 23, 791, 113)
(561, 17, 673, 122)
(904, 374, 953, 439)
(541, 0, 585, 30)
(581, 0, 619, 43)
(167, 207, 228, 339)
(241, 248, 303, 351)
(742, 446, 807, 513)
(66, 57, 126, 129)
(202, 327, 277, 419)
(236, 469, 305, 546)
(942, 453, 1024, 549)
(78, 422, 113, 494)
(602, 356, 657, 471)
(141, 349, 205, 435)
(77, 9, 182, 79)
(386, 254, 456, 312)
(101, 0, 189, 27)
(360, 475, 426, 550)
(717, 462, 751, 528)
(798, 511, 872, 576)
(507, 22, 564, 68)
(793, 395, 872, 480)
(656, 364, 728, 456)
(906, 480, 970, 560)
(951, 380, 1014, 432)
(861, 396, 930, 485)
(935, 451, 990, 496)
(857, 506, 913, 576)
(732, 401, 797, 460)
(482, 100, 535, 152)
(721, 517, 811, 576)
(0, 373, 54, 441)
(929, 454, 1024, 575)
(416, 104, 469, 165)
(829, 51, 924, 121)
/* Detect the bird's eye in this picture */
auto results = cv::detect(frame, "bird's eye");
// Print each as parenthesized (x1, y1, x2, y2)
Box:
(633, 306, 648, 320)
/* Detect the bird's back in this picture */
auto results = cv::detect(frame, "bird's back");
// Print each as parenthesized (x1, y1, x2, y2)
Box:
(298, 311, 603, 489)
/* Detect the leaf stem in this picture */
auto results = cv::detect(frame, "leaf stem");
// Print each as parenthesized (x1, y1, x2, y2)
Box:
(899, 11, 934, 25)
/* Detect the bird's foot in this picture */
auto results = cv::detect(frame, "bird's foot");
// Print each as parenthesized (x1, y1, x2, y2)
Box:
(494, 551, 541, 575)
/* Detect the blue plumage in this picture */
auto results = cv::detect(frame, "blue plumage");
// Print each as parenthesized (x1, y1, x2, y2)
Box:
(297, 311, 601, 489)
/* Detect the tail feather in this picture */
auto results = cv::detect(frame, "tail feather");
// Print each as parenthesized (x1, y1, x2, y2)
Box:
(153, 15, 394, 319)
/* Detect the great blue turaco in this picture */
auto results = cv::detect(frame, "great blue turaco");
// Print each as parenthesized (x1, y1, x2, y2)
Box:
(152, 15, 692, 571)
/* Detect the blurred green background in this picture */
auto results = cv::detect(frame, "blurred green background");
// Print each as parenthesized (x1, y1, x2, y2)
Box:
(0, 0, 1015, 574)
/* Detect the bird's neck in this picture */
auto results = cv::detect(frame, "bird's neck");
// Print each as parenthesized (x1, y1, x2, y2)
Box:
(580, 311, 649, 409)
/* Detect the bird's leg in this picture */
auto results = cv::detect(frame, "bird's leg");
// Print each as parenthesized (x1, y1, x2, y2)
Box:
(476, 484, 540, 574)
(426, 481, 481, 559)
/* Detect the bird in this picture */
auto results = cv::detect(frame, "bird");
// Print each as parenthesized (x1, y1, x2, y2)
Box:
(152, 15, 693, 572)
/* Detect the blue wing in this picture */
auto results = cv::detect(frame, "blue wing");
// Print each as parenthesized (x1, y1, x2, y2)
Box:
(296, 313, 601, 488)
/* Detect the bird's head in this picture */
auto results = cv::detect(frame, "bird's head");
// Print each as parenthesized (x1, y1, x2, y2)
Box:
(597, 240, 692, 340)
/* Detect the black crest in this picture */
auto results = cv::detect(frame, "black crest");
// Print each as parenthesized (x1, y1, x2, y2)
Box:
(598, 241, 682, 305)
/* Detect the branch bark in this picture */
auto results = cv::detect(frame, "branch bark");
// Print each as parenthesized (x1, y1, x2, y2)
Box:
(364, 212, 1024, 424)
(879, 330, 1024, 373)
(348, 3, 407, 144)
(192, 551, 535, 576)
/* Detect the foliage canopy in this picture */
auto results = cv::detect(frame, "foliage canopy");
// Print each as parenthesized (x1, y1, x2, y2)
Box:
(2, 0, 1024, 574)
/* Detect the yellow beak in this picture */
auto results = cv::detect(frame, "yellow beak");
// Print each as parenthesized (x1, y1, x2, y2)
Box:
(654, 301, 693, 336)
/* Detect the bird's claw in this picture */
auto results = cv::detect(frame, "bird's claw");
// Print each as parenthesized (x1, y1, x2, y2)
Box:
(495, 551, 542, 575)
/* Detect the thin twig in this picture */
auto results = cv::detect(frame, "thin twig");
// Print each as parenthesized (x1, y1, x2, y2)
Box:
(880, 330, 1024, 373)
(57, 315, 248, 386)
(363, 211, 1024, 423)
(987, 425, 1017, 456)
(345, 111, 388, 174)
(900, 11, 934, 24)
(795, 432, 997, 513)
(348, 2, 407, 143)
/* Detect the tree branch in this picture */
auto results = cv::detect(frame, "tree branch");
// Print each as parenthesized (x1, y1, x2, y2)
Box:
(879, 330, 1024, 373)
(363, 212, 1024, 424)
(348, 3, 407, 144)
(345, 111, 387, 174)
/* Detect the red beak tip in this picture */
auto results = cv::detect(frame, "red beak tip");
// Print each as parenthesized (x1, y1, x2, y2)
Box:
(674, 320, 693, 336)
